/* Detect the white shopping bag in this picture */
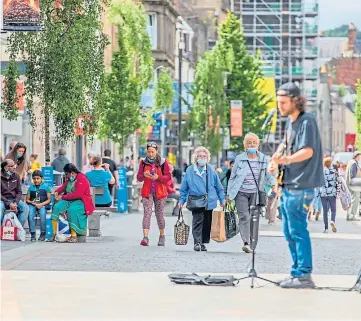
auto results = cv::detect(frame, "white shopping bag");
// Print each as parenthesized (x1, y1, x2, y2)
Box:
(2, 212, 26, 242)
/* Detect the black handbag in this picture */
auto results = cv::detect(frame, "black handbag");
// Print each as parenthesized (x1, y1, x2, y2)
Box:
(247, 160, 267, 207)
(186, 166, 208, 212)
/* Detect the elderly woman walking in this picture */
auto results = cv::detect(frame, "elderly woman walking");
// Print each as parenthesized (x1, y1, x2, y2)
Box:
(227, 133, 276, 253)
(137, 142, 172, 246)
(179, 147, 225, 252)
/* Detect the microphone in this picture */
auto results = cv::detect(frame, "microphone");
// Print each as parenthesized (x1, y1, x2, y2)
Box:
(261, 108, 277, 131)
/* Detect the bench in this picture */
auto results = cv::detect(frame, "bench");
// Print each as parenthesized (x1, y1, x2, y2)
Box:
(88, 187, 117, 237)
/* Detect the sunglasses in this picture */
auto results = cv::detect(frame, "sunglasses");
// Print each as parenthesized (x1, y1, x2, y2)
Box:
(147, 143, 158, 149)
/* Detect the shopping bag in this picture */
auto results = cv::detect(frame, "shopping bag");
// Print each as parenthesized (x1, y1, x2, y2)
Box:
(1, 212, 25, 241)
(174, 209, 190, 245)
(58, 215, 71, 235)
(211, 208, 226, 243)
(224, 203, 239, 240)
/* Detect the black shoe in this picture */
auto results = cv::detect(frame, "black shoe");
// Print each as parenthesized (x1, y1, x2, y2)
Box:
(30, 233, 36, 242)
(38, 233, 46, 241)
(194, 243, 201, 251)
(200, 244, 207, 251)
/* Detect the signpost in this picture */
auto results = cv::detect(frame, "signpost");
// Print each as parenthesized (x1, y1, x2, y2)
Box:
(41, 166, 54, 187)
(117, 168, 128, 213)
(230, 100, 243, 137)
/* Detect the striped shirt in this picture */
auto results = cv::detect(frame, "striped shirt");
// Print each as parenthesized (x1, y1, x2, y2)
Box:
(239, 159, 260, 193)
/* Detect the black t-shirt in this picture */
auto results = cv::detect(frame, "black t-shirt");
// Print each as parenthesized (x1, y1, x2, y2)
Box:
(283, 112, 325, 190)
(102, 158, 117, 174)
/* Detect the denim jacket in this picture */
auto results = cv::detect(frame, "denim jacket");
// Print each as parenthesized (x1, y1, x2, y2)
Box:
(180, 164, 225, 210)
(226, 151, 276, 200)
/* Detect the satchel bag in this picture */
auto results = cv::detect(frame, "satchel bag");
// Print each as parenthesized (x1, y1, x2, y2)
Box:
(186, 166, 209, 212)
(247, 160, 267, 207)
(174, 208, 190, 245)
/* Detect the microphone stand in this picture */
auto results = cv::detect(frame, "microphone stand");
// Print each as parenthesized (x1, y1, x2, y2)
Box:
(261, 123, 273, 155)
(237, 205, 279, 288)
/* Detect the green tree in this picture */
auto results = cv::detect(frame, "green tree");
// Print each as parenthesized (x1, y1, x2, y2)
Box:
(219, 12, 270, 151)
(98, 0, 154, 153)
(355, 80, 361, 150)
(3, 0, 108, 160)
(154, 68, 174, 112)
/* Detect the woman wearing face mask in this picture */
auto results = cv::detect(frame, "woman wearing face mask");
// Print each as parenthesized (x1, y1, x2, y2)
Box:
(137, 142, 172, 246)
(5, 142, 28, 182)
(179, 147, 225, 252)
(48, 163, 94, 243)
(226, 133, 276, 253)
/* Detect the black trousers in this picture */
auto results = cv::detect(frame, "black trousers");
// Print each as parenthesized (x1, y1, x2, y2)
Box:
(192, 209, 213, 245)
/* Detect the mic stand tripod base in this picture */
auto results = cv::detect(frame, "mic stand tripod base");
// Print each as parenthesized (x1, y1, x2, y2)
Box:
(237, 206, 279, 289)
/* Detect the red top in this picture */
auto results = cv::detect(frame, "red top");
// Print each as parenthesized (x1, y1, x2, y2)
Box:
(56, 173, 95, 216)
(137, 159, 171, 200)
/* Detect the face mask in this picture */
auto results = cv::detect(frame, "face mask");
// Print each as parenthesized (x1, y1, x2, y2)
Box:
(70, 177, 75, 182)
(247, 148, 258, 155)
(17, 153, 23, 159)
(197, 159, 207, 167)
(6, 171, 12, 176)
(358, 161, 361, 167)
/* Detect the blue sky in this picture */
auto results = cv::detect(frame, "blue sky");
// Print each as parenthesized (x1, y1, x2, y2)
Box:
(319, 0, 361, 31)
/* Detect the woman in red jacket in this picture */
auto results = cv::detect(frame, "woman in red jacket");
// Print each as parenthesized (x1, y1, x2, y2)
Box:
(137, 142, 171, 246)
(48, 163, 95, 243)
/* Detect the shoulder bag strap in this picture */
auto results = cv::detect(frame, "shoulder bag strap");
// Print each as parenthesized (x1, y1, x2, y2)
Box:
(206, 165, 209, 195)
(246, 160, 260, 191)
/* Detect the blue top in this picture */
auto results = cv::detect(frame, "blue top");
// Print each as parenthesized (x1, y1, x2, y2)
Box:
(86, 170, 113, 205)
(283, 112, 324, 190)
(180, 164, 225, 210)
(320, 167, 338, 197)
(27, 183, 52, 203)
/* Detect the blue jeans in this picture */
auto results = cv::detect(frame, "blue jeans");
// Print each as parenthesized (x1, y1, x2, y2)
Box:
(28, 205, 47, 233)
(1, 200, 29, 227)
(313, 194, 322, 212)
(282, 188, 314, 277)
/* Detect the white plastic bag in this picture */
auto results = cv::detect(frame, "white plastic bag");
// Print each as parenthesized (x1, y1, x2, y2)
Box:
(2, 212, 26, 242)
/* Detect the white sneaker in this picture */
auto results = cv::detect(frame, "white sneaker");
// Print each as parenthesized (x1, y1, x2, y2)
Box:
(330, 221, 337, 233)
(242, 244, 253, 253)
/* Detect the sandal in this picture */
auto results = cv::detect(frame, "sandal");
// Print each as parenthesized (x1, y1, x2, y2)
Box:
(67, 236, 78, 243)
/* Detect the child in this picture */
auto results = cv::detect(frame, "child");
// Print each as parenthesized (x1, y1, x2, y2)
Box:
(29, 154, 41, 172)
(25, 170, 52, 241)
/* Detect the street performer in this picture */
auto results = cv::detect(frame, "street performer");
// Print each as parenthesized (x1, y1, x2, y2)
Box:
(268, 82, 324, 289)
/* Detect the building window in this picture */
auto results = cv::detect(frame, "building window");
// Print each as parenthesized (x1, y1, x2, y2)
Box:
(147, 14, 157, 50)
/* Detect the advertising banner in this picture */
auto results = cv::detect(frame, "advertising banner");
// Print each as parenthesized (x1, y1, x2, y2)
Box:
(259, 77, 277, 133)
(3, 0, 41, 31)
(117, 168, 128, 213)
(230, 100, 243, 137)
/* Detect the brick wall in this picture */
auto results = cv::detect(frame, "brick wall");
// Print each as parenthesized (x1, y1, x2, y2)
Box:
(331, 58, 361, 90)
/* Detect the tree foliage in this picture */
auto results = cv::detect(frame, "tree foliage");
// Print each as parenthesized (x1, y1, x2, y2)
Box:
(98, 0, 154, 152)
(185, 12, 269, 154)
(0, 60, 20, 121)
(154, 68, 174, 112)
(355, 80, 361, 150)
(4, 0, 108, 159)
(323, 24, 361, 39)
(219, 12, 270, 151)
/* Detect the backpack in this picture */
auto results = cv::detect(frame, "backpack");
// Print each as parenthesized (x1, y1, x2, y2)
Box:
(337, 175, 352, 211)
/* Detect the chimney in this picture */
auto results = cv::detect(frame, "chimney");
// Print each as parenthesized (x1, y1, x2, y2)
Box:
(348, 23, 357, 53)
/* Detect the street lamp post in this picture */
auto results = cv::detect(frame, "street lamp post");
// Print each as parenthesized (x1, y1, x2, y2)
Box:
(177, 28, 185, 171)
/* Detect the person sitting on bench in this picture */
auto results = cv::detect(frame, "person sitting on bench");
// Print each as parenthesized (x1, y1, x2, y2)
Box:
(86, 156, 115, 207)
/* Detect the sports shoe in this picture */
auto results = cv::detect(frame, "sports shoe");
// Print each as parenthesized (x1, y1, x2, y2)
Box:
(158, 235, 165, 246)
(140, 237, 149, 246)
(200, 244, 207, 251)
(242, 244, 253, 253)
(194, 243, 201, 252)
(349, 217, 360, 221)
(330, 221, 337, 233)
(315, 212, 320, 221)
(30, 233, 36, 242)
(38, 233, 46, 241)
(323, 229, 328, 234)
(279, 275, 315, 289)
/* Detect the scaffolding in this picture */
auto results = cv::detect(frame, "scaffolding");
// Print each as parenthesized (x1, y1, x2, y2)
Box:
(232, 0, 319, 143)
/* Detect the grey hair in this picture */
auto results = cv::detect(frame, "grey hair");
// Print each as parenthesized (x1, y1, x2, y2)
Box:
(87, 151, 97, 158)
(192, 146, 211, 163)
